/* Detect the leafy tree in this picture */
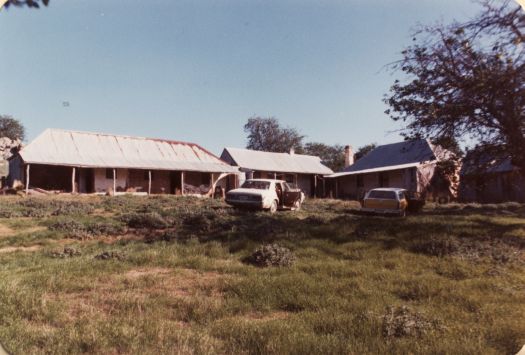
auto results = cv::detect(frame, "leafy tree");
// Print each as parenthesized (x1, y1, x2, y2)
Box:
(304, 142, 345, 172)
(384, 0, 525, 170)
(0, 115, 25, 141)
(244, 116, 304, 153)
(354, 143, 377, 161)
(3, 0, 49, 9)
(3, 0, 49, 8)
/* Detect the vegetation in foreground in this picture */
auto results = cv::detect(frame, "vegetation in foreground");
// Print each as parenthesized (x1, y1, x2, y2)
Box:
(0, 195, 524, 354)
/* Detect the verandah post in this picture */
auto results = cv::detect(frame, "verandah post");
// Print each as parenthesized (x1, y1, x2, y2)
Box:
(181, 171, 185, 195)
(113, 168, 116, 195)
(148, 170, 152, 195)
(72, 167, 76, 194)
(25, 164, 30, 195)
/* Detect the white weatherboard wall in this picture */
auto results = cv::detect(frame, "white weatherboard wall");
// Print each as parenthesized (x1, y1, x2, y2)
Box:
(94, 168, 128, 192)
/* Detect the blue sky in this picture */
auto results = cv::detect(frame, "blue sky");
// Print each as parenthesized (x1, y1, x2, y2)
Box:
(0, 0, 482, 155)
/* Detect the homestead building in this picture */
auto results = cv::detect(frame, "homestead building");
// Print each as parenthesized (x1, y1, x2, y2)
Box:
(8, 129, 239, 195)
(459, 154, 525, 203)
(328, 139, 454, 200)
(220, 147, 333, 197)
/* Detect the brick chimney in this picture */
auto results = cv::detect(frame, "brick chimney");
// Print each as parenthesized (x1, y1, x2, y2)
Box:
(344, 145, 354, 168)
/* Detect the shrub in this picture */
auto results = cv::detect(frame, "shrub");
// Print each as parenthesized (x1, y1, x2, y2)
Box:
(244, 243, 296, 267)
(182, 212, 215, 232)
(50, 247, 81, 258)
(48, 218, 126, 238)
(94, 251, 126, 261)
(48, 219, 87, 238)
(121, 212, 169, 229)
(382, 306, 437, 338)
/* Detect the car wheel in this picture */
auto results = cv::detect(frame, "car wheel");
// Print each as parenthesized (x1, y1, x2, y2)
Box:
(269, 200, 278, 214)
(291, 199, 301, 211)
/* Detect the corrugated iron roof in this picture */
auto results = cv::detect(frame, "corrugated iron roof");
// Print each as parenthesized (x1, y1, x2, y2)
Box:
(19, 129, 239, 173)
(327, 139, 444, 178)
(460, 153, 516, 176)
(221, 147, 333, 175)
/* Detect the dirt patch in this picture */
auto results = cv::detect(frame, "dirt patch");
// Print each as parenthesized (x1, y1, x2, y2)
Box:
(124, 267, 172, 279)
(0, 245, 41, 254)
(0, 224, 15, 237)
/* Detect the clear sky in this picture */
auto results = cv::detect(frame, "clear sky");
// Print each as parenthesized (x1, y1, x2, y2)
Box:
(0, 0, 482, 155)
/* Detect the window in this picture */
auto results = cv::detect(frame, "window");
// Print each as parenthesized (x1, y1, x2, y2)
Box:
(367, 190, 396, 199)
(241, 180, 270, 190)
(106, 168, 115, 180)
(398, 191, 405, 200)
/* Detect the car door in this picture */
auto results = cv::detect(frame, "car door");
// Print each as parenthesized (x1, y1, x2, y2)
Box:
(282, 182, 300, 207)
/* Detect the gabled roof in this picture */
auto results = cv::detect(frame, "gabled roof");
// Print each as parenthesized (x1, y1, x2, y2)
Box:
(18, 129, 238, 173)
(221, 147, 333, 175)
(328, 139, 444, 178)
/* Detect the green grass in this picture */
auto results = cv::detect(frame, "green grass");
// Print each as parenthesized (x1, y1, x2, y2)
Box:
(0, 196, 524, 354)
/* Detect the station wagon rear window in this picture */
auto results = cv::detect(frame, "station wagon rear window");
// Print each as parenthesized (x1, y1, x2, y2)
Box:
(367, 190, 397, 199)
(241, 181, 270, 190)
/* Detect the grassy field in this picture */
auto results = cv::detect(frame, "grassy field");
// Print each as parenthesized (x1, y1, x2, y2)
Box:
(0, 196, 524, 354)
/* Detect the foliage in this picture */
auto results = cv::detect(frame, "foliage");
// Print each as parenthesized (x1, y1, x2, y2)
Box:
(3, 0, 49, 9)
(385, 0, 525, 170)
(244, 116, 305, 153)
(0, 115, 25, 141)
(121, 212, 170, 229)
(48, 217, 126, 239)
(303, 142, 345, 171)
(354, 143, 377, 161)
(244, 243, 296, 267)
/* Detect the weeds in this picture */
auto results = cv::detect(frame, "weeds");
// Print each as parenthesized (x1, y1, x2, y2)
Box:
(243, 244, 296, 267)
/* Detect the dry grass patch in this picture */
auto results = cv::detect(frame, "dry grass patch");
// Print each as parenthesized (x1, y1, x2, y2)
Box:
(45, 267, 226, 322)
(0, 245, 41, 253)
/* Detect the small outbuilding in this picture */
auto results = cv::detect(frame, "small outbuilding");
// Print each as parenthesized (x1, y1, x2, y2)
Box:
(459, 154, 524, 203)
(327, 139, 454, 200)
(9, 129, 239, 195)
(220, 147, 333, 197)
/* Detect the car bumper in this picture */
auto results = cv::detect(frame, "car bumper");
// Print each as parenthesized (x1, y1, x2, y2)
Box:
(360, 208, 403, 215)
(225, 200, 264, 209)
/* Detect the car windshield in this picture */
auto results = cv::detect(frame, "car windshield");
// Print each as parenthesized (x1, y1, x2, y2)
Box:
(241, 181, 270, 190)
(367, 190, 397, 199)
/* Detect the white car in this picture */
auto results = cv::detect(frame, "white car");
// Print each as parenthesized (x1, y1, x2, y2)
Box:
(226, 179, 305, 213)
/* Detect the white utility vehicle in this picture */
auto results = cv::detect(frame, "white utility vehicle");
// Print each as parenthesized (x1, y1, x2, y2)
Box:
(225, 179, 305, 213)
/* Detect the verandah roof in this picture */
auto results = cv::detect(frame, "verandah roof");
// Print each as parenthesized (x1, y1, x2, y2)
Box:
(19, 129, 239, 173)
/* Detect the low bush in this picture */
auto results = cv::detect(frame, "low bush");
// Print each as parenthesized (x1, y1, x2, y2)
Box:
(382, 306, 438, 338)
(48, 218, 126, 238)
(94, 251, 126, 260)
(121, 212, 169, 229)
(50, 247, 81, 258)
(244, 243, 296, 267)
